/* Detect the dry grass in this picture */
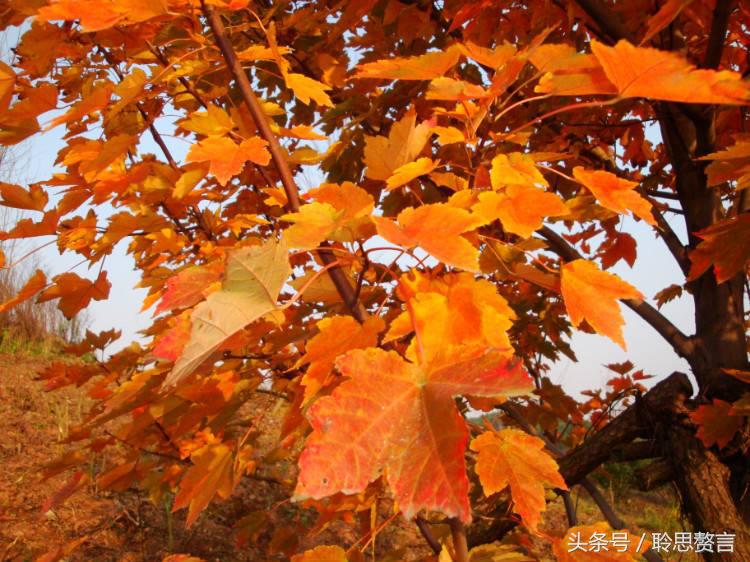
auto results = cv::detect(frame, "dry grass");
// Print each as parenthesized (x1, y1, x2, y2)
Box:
(0, 146, 88, 352)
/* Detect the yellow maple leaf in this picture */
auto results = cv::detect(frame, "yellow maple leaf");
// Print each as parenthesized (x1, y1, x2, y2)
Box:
(473, 185, 568, 238)
(471, 428, 567, 532)
(286, 73, 333, 107)
(386, 157, 438, 190)
(363, 109, 433, 181)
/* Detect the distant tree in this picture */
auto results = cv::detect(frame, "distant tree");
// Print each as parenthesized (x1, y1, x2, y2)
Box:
(0, 1, 748, 560)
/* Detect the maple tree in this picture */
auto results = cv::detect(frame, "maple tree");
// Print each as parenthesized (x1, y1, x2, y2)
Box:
(1, 0, 749, 560)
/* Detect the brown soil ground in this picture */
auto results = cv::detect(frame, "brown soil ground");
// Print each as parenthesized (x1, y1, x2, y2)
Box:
(0, 353, 698, 561)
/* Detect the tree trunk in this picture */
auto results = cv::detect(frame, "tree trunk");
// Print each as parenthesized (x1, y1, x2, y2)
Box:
(664, 425, 750, 561)
(657, 105, 749, 399)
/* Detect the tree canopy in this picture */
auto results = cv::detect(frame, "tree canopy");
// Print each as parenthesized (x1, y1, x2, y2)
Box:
(1, 0, 749, 560)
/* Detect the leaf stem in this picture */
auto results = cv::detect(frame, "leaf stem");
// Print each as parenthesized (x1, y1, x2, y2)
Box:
(448, 517, 469, 562)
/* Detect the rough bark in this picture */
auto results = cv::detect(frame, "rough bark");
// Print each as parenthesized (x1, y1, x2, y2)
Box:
(636, 459, 674, 491)
(558, 373, 692, 486)
(612, 440, 661, 462)
(664, 425, 750, 561)
(657, 106, 749, 400)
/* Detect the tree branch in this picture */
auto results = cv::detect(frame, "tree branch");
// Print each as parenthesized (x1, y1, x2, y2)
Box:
(203, 5, 368, 323)
(416, 516, 442, 555)
(611, 440, 660, 462)
(538, 226, 696, 361)
(557, 372, 693, 486)
(647, 208, 690, 274)
(579, 479, 664, 562)
(574, 0, 633, 42)
(562, 491, 578, 527)
(579, 478, 625, 528)
(646, 190, 680, 200)
(703, 0, 733, 69)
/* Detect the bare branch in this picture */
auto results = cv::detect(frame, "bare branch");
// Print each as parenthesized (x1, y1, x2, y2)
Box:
(449, 518, 469, 562)
(556, 372, 693, 486)
(562, 492, 578, 527)
(580, 478, 625, 528)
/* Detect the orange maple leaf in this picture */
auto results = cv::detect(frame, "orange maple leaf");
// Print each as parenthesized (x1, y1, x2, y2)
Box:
(531, 44, 616, 97)
(186, 136, 270, 186)
(561, 259, 643, 349)
(153, 312, 192, 361)
(573, 167, 655, 225)
(386, 271, 516, 356)
(688, 214, 750, 283)
(173, 441, 242, 527)
(591, 39, 750, 105)
(363, 108, 433, 181)
(295, 346, 532, 522)
(386, 157, 438, 190)
(37, 271, 111, 319)
(0, 182, 48, 211)
(281, 182, 374, 250)
(46, 84, 113, 130)
(297, 315, 384, 403)
(285, 73, 333, 107)
(471, 429, 567, 531)
(296, 294, 530, 522)
(155, 261, 224, 315)
(0, 210, 59, 241)
(0, 61, 15, 112)
(472, 184, 568, 238)
(0, 269, 47, 313)
(38, 0, 169, 32)
(690, 399, 743, 449)
(354, 46, 462, 80)
(373, 203, 483, 271)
